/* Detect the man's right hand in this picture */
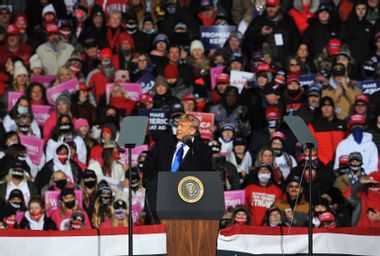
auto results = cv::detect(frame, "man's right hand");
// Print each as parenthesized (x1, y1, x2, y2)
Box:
(261, 25, 273, 35)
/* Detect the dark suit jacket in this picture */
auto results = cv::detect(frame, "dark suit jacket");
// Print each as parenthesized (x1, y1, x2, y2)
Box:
(143, 134, 213, 181)
(142, 133, 213, 224)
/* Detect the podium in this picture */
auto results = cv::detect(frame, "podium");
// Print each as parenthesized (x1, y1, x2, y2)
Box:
(152, 172, 225, 256)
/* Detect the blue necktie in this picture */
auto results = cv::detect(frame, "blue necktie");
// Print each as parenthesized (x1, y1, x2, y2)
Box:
(171, 144, 185, 172)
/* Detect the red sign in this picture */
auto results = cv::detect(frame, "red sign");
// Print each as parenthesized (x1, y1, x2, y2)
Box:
(187, 112, 214, 139)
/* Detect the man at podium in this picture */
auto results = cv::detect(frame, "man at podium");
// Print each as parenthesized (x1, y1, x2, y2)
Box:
(143, 114, 213, 178)
(142, 114, 213, 223)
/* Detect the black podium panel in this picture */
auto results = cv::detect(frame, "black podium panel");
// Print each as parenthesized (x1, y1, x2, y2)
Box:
(154, 172, 225, 219)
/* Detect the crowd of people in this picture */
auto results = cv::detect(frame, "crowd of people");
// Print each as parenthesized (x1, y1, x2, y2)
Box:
(0, 0, 380, 232)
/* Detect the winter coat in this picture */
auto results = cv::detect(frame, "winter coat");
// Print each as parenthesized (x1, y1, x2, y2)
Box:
(243, 11, 300, 62)
(334, 133, 379, 174)
(231, 0, 253, 25)
(36, 41, 74, 75)
(226, 151, 253, 175)
(288, 0, 319, 34)
(19, 212, 57, 230)
(274, 195, 309, 227)
(0, 180, 38, 207)
(0, 44, 32, 65)
(308, 117, 346, 165)
(322, 82, 362, 120)
(45, 136, 87, 166)
(3, 114, 41, 138)
(50, 208, 91, 230)
(86, 68, 113, 102)
(341, 12, 374, 65)
(294, 103, 317, 125)
(302, 18, 340, 58)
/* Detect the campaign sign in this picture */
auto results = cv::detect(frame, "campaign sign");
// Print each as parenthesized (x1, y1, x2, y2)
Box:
(200, 25, 236, 50)
(19, 135, 44, 165)
(187, 112, 214, 139)
(106, 82, 142, 103)
(139, 109, 169, 131)
(7, 92, 24, 111)
(300, 74, 315, 88)
(45, 190, 83, 213)
(32, 105, 52, 126)
(230, 70, 255, 93)
(30, 75, 56, 88)
(210, 66, 225, 90)
(119, 144, 148, 167)
(132, 203, 142, 224)
(357, 79, 380, 95)
(137, 73, 155, 94)
(47, 78, 79, 105)
(224, 190, 245, 210)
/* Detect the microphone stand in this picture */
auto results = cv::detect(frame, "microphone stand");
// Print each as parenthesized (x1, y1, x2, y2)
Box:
(306, 143, 314, 256)
(125, 143, 135, 256)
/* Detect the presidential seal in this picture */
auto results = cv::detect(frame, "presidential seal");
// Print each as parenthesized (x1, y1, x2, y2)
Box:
(178, 176, 204, 203)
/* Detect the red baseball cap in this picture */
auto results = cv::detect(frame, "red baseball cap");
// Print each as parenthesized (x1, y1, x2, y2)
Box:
(287, 75, 300, 84)
(256, 63, 271, 73)
(355, 94, 369, 105)
(327, 39, 341, 56)
(266, 0, 281, 6)
(46, 24, 59, 34)
(99, 48, 112, 60)
(270, 131, 285, 141)
(349, 114, 365, 127)
(7, 24, 20, 35)
(182, 93, 196, 102)
(78, 82, 90, 91)
(119, 32, 135, 49)
(339, 155, 349, 165)
(216, 73, 229, 84)
(265, 106, 281, 120)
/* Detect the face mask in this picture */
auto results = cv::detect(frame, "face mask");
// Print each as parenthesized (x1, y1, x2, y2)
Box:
(121, 49, 131, 56)
(10, 201, 21, 210)
(137, 161, 144, 169)
(350, 164, 361, 172)
(64, 200, 76, 209)
(105, 115, 118, 125)
(60, 29, 71, 40)
(126, 23, 137, 34)
(18, 125, 29, 134)
(4, 217, 16, 228)
(30, 210, 43, 222)
(114, 209, 127, 220)
(287, 89, 300, 97)
(102, 60, 111, 66)
(166, 6, 176, 14)
(131, 181, 140, 191)
(235, 220, 246, 226)
(59, 124, 72, 132)
(273, 149, 282, 157)
(57, 153, 68, 164)
(100, 197, 111, 205)
(352, 125, 363, 144)
(55, 179, 67, 190)
(17, 106, 28, 114)
(71, 220, 83, 230)
(339, 167, 349, 174)
(142, 28, 155, 34)
(84, 180, 97, 189)
(258, 173, 271, 183)
(268, 120, 278, 129)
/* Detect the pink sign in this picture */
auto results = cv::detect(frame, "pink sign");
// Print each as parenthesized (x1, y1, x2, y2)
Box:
(106, 82, 142, 103)
(7, 92, 24, 111)
(119, 145, 148, 167)
(19, 135, 44, 165)
(45, 190, 83, 215)
(32, 105, 52, 126)
(47, 78, 79, 105)
(187, 112, 214, 139)
(30, 75, 56, 88)
(210, 66, 225, 90)
(224, 190, 245, 210)
(131, 203, 142, 224)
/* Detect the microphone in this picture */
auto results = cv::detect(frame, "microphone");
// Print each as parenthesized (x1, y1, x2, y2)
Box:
(182, 135, 193, 147)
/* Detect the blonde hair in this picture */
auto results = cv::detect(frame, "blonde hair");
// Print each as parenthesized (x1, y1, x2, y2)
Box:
(54, 66, 74, 86)
(178, 114, 200, 130)
(91, 198, 113, 228)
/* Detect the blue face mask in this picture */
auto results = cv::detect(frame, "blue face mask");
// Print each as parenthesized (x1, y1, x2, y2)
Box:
(352, 125, 363, 144)
(143, 28, 155, 35)
(166, 6, 176, 14)
(17, 106, 28, 114)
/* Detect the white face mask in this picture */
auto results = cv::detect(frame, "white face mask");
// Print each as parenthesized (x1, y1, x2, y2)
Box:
(258, 173, 271, 183)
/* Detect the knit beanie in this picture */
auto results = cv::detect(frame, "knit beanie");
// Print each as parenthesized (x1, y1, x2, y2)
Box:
(56, 90, 71, 108)
(190, 40, 205, 54)
(29, 54, 42, 70)
(13, 61, 28, 79)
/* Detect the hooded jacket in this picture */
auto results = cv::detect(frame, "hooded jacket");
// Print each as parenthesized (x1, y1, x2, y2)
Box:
(334, 132, 378, 174)
(288, 0, 320, 34)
